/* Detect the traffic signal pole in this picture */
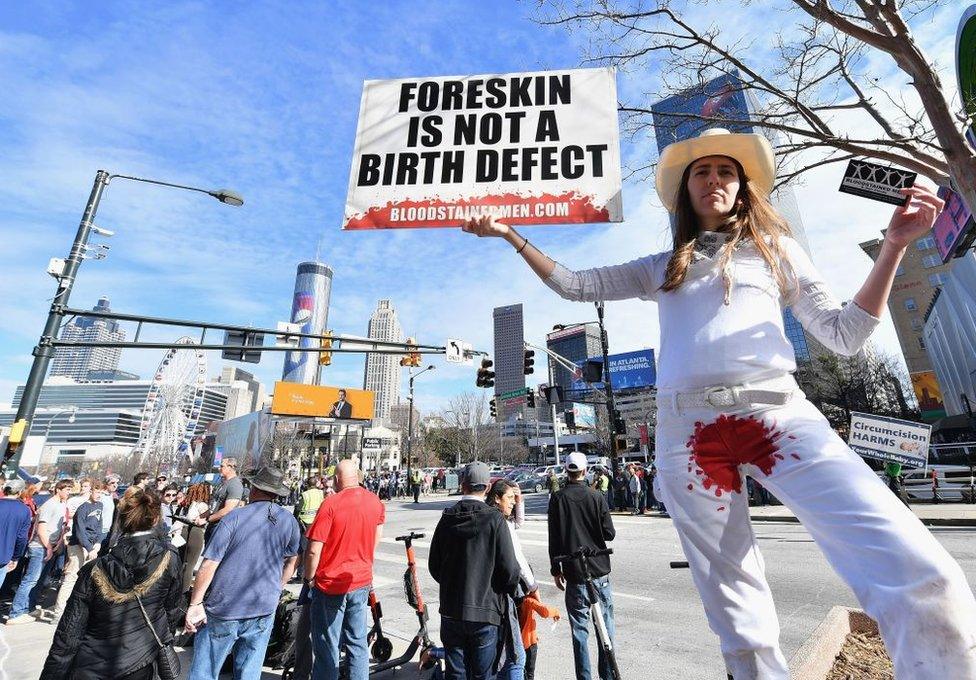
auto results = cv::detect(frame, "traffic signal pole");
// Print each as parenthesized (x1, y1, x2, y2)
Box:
(3, 171, 109, 480)
(595, 302, 621, 470)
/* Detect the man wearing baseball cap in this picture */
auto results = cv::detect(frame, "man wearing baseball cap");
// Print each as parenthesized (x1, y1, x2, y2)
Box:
(428, 460, 520, 679)
(548, 452, 616, 680)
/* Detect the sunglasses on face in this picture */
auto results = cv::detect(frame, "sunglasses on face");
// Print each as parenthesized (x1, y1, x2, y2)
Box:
(164, 492, 177, 498)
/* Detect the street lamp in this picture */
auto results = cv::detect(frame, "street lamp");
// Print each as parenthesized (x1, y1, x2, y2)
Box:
(406, 364, 435, 482)
(2, 170, 244, 479)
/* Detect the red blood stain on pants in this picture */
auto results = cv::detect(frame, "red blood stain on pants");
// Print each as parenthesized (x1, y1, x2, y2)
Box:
(686, 415, 794, 499)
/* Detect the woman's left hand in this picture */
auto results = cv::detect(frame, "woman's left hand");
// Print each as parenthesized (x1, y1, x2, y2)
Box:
(884, 185, 945, 250)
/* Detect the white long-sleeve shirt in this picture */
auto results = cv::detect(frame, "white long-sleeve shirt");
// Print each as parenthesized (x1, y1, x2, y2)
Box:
(506, 499, 536, 591)
(544, 237, 879, 391)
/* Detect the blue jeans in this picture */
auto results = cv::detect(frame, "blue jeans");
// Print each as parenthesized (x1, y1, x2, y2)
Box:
(188, 612, 275, 680)
(440, 617, 500, 680)
(565, 576, 616, 680)
(496, 598, 525, 680)
(310, 585, 370, 680)
(9, 545, 45, 617)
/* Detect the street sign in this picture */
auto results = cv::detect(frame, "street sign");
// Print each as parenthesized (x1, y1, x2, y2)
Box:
(848, 412, 931, 468)
(499, 387, 530, 400)
(363, 437, 384, 450)
(445, 338, 473, 365)
(275, 321, 302, 347)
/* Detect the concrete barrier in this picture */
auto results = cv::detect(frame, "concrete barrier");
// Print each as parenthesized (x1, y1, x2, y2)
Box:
(789, 606, 878, 680)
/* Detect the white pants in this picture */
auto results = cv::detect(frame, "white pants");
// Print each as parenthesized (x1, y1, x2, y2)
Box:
(655, 389, 976, 679)
(54, 543, 96, 615)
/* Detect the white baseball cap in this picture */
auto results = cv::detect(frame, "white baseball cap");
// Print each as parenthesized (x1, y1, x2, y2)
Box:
(566, 452, 588, 472)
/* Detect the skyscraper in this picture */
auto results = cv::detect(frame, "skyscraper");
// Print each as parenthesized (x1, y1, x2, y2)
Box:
(50, 297, 126, 380)
(281, 261, 333, 385)
(862, 231, 953, 419)
(493, 304, 526, 420)
(652, 72, 816, 363)
(364, 300, 403, 421)
(546, 325, 603, 405)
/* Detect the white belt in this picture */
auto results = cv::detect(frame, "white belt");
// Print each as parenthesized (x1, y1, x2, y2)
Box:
(660, 378, 797, 410)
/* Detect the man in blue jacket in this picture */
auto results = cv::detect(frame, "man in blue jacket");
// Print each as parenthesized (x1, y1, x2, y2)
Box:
(52, 481, 104, 621)
(0, 481, 31, 591)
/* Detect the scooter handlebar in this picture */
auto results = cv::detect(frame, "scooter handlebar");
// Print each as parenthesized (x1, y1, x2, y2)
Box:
(553, 546, 613, 563)
(396, 531, 425, 541)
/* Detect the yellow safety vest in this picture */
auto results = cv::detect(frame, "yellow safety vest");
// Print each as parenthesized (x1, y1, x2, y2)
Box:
(299, 488, 324, 525)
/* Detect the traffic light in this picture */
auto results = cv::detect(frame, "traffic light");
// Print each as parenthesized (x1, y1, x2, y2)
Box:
(318, 331, 333, 366)
(476, 358, 495, 388)
(612, 409, 626, 434)
(523, 349, 535, 375)
(399, 337, 421, 367)
(526, 389, 536, 408)
(582, 359, 603, 383)
(489, 398, 497, 418)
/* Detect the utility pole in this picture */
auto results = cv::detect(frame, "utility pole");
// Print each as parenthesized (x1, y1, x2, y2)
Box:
(595, 302, 620, 469)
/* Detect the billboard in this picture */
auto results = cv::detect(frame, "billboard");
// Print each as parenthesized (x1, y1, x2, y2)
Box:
(911, 371, 948, 423)
(571, 349, 656, 393)
(271, 381, 375, 421)
(848, 412, 931, 468)
(933, 186, 976, 263)
(343, 68, 623, 230)
(568, 402, 597, 429)
(215, 410, 273, 469)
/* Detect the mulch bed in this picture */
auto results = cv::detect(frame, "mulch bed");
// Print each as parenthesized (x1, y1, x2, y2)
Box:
(826, 630, 893, 680)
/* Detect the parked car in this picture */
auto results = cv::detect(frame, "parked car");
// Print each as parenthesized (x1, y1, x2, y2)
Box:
(512, 472, 546, 494)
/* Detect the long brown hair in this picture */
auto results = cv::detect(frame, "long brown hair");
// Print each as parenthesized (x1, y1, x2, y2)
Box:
(661, 157, 795, 301)
(182, 482, 211, 508)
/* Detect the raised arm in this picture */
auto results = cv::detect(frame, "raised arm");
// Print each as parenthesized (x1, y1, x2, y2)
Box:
(853, 186, 945, 317)
(785, 185, 944, 356)
(461, 215, 660, 302)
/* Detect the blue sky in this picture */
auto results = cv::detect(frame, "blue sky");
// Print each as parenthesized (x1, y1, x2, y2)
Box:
(0, 1, 964, 416)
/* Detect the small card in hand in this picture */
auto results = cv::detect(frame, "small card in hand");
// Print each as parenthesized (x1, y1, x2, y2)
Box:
(838, 159, 916, 206)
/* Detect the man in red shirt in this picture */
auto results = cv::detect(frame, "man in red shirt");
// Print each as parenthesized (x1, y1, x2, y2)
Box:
(305, 459, 385, 680)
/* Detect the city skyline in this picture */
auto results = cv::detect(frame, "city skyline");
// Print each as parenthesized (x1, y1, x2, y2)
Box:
(0, 2, 962, 417)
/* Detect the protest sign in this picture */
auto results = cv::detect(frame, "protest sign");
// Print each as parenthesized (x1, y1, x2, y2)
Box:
(838, 159, 916, 206)
(343, 67, 623, 230)
(848, 412, 931, 468)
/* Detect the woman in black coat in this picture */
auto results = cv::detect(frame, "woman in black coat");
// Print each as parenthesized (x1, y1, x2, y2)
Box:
(41, 488, 183, 680)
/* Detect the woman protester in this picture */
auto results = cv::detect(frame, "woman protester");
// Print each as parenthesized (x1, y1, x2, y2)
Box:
(174, 483, 210, 593)
(40, 487, 183, 680)
(462, 127, 976, 679)
(486, 478, 534, 680)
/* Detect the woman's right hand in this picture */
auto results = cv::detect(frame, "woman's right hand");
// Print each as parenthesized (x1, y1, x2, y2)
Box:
(461, 215, 510, 238)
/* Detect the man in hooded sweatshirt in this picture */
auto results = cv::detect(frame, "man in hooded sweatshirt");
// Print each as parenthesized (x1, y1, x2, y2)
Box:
(428, 461, 520, 680)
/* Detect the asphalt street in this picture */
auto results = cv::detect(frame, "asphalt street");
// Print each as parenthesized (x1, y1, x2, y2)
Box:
(3, 492, 976, 679)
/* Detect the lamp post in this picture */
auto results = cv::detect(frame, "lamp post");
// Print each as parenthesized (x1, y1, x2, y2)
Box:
(2, 171, 243, 480)
(406, 365, 436, 482)
(38, 407, 78, 468)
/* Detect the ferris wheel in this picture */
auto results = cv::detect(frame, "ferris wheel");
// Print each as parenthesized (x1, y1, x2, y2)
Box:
(135, 337, 208, 473)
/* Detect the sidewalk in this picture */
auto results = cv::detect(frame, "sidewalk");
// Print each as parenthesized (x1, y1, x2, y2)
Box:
(610, 503, 976, 527)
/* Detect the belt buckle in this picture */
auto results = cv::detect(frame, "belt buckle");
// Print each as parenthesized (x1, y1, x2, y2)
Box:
(705, 386, 736, 408)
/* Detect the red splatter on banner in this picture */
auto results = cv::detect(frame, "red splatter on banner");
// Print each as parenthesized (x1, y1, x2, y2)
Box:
(342, 191, 611, 230)
(685, 415, 797, 502)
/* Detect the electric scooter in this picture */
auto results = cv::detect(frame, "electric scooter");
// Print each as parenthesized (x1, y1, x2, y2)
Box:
(554, 546, 623, 680)
(364, 531, 434, 674)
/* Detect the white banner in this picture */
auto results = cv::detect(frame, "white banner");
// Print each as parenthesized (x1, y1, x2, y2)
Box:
(343, 67, 623, 230)
(848, 411, 931, 468)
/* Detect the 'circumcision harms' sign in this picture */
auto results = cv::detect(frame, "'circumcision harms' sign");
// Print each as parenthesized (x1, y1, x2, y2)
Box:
(343, 67, 623, 230)
(848, 412, 931, 467)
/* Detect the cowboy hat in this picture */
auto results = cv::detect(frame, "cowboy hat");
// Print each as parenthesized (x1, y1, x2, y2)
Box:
(655, 128, 776, 212)
(243, 465, 291, 497)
